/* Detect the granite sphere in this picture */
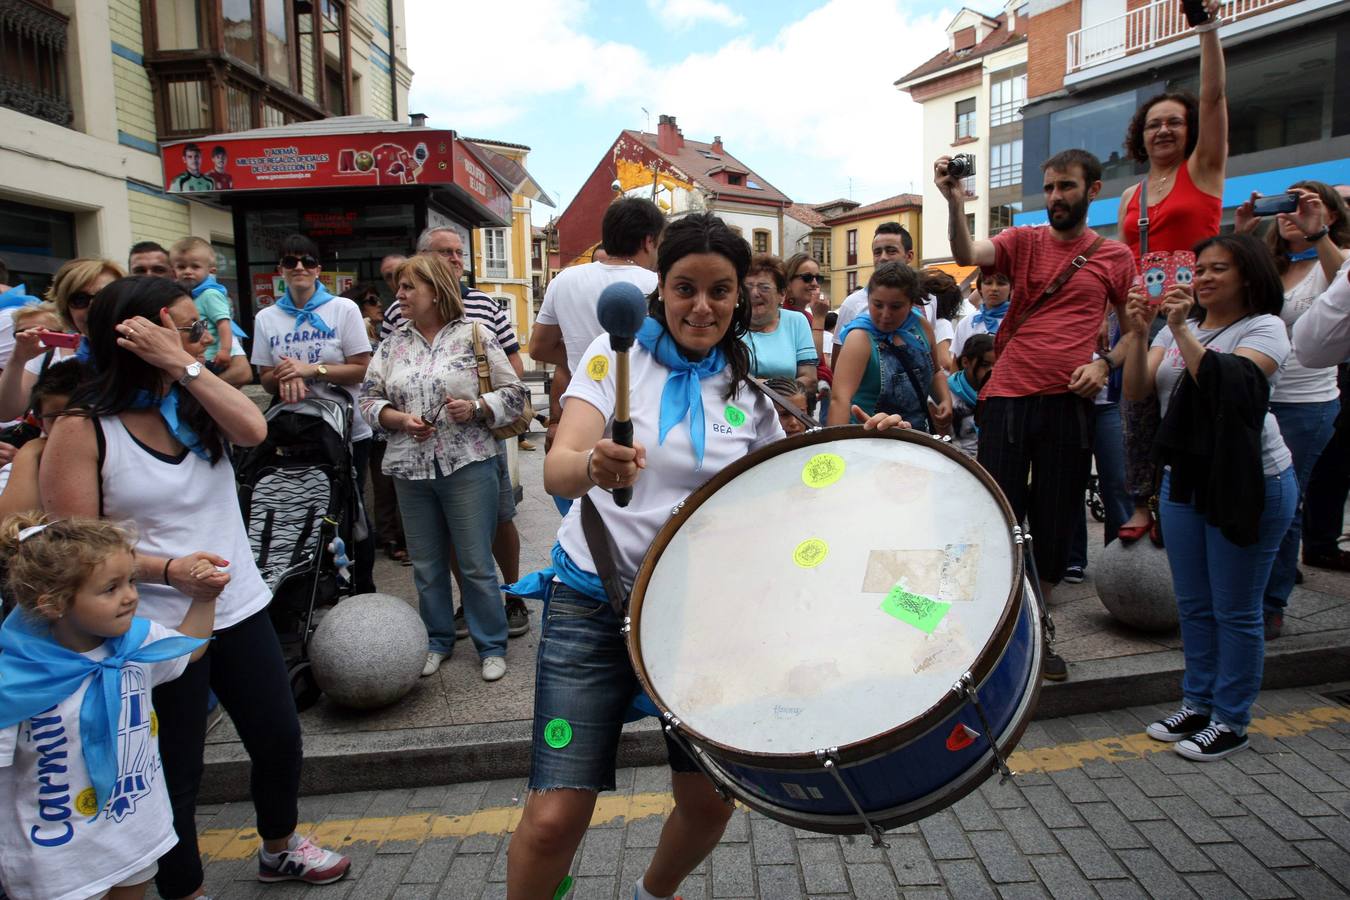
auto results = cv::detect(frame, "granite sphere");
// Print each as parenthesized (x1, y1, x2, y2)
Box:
(310, 593, 428, 710)
(1095, 539, 1179, 632)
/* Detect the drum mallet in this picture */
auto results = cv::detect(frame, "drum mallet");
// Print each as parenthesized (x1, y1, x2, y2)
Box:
(596, 281, 649, 508)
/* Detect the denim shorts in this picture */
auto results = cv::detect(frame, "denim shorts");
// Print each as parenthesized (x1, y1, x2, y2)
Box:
(529, 583, 698, 791)
(495, 441, 516, 523)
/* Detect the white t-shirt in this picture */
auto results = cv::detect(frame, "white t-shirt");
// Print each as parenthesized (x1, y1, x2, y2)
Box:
(536, 262, 658, 373)
(251, 297, 372, 441)
(835, 289, 953, 347)
(1153, 315, 1292, 475)
(559, 333, 784, 588)
(0, 307, 17, 368)
(953, 313, 995, 360)
(1271, 264, 1339, 404)
(0, 621, 188, 900)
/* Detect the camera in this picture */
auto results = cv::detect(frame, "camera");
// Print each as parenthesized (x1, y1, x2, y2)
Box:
(947, 154, 975, 179)
(1252, 193, 1298, 217)
(1181, 0, 1210, 27)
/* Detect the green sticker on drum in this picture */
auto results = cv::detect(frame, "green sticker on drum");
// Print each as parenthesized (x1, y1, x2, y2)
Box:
(881, 587, 950, 633)
(802, 453, 845, 488)
(544, 718, 573, 749)
(724, 404, 746, 427)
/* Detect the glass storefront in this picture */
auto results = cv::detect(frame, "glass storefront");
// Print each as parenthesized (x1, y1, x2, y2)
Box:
(1048, 90, 1138, 182)
(0, 199, 76, 297)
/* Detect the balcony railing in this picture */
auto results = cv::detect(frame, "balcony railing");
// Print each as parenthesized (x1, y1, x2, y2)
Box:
(0, 0, 72, 126)
(1067, 0, 1285, 74)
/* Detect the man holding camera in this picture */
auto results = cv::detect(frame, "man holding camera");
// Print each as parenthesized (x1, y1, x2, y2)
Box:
(937, 148, 1136, 682)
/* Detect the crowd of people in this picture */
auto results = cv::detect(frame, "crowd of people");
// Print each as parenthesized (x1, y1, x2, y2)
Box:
(2, 3, 1350, 897)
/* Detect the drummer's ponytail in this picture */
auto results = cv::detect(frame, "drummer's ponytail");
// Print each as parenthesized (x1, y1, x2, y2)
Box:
(648, 213, 754, 401)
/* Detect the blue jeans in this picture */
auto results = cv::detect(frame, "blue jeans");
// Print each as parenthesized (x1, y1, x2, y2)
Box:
(1265, 399, 1340, 613)
(395, 458, 507, 658)
(1161, 467, 1296, 734)
(1070, 402, 1133, 569)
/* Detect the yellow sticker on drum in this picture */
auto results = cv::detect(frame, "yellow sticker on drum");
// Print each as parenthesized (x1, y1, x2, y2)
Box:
(793, 538, 828, 568)
(802, 453, 845, 488)
(586, 355, 609, 381)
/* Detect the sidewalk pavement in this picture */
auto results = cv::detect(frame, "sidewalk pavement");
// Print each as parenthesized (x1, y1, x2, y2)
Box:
(205, 392, 1350, 800)
(194, 685, 1350, 899)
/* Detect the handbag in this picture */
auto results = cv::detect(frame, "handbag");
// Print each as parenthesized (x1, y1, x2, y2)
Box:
(469, 322, 536, 439)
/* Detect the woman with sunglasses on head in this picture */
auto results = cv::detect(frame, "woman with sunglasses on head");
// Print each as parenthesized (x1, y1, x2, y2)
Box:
(0, 257, 123, 421)
(40, 275, 354, 896)
(251, 234, 376, 593)
(360, 254, 527, 681)
(742, 253, 818, 392)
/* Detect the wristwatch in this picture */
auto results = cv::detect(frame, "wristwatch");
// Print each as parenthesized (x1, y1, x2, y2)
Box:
(315, 364, 329, 379)
(179, 361, 202, 387)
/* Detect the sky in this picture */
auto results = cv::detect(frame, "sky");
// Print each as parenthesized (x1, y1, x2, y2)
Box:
(405, 0, 960, 227)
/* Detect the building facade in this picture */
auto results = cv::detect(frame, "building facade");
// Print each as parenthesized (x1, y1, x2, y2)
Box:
(1015, 0, 1349, 232)
(783, 202, 833, 297)
(824, 194, 924, 305)
(896, 2, 1028, 264)
(0, 0, 411, 295)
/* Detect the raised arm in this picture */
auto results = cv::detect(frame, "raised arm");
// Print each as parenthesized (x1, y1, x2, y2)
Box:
(1187, 2, 1228, 195)
(935, 157, 996, 267)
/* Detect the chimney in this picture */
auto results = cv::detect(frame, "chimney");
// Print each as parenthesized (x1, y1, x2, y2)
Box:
(657, 114, 684, 154)
(409, 112, 428, 127)
(711, 135, 724, 155)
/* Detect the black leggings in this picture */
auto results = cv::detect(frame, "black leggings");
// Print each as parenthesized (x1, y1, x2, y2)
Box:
(153, 607, 303, 899)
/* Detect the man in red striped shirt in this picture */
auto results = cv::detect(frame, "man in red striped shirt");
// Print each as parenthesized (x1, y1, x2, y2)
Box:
(938, 148, 1137, 683)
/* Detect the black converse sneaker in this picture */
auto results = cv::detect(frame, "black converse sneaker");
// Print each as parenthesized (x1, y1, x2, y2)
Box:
(1174, 722, 1248, 761)
(1146, 706, 1210, 742)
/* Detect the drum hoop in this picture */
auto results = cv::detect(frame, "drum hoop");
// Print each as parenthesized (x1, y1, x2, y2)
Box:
(627, 425, 1028, 767)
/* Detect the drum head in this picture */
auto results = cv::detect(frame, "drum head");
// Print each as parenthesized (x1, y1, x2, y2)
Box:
(632, 430, 1020, 758)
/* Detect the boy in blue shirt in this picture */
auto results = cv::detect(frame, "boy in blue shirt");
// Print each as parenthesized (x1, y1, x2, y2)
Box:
(170, 236, 235, 371)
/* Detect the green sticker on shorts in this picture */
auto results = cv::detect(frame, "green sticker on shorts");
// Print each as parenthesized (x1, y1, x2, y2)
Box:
(881, 587, 951, 634)
(544, 718, 573, 749)
(724, 405, 746, 427)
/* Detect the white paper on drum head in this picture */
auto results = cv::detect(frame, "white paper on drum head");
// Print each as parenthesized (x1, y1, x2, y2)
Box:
(637, 437, 1016, 756)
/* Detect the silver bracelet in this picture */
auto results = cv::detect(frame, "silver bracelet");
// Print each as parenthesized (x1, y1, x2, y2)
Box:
(584, 448, 613, 494)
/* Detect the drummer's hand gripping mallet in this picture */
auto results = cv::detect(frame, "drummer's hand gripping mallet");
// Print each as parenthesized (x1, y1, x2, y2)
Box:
(596, 281, 649, 508)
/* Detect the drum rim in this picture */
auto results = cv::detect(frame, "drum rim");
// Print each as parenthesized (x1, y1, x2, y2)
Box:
(628, 425, 1027, 768)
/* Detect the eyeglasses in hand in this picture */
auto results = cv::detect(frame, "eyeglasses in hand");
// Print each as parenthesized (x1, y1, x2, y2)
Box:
(422, 398, 449, 426)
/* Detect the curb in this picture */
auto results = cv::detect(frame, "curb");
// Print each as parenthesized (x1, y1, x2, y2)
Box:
(198, 631, 1350, 804)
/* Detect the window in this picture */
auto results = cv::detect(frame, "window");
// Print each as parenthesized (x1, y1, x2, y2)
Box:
(155, 0, 200, 50)
(990, 202, 1021, 235)
(263, 0, 293, 88)
(484, 229, 508, 279)
(728, 173, 743, 186)
(753, 229, 770, 254)
(164, 78, 210, 133)
(955, 98, 977, 140)
(1048, 90, 1137, 181)
(222, 0, 256, 67)
(847, 271, 858, 293)
(811, 237, 826, 265)
(846, 229, 858, 266)
(965, 213, 977, 237)
(989, 68, 1026, 127)
(989, 140, 1022, 189)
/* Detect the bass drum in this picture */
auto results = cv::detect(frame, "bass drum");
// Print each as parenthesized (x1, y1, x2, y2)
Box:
(628, 428, 1041, 837)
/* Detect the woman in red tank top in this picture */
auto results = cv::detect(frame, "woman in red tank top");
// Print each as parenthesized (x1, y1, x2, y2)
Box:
(1114, 0, 1229, 541)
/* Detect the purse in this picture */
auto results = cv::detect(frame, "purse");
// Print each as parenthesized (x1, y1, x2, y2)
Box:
(469, 322, 536, 439)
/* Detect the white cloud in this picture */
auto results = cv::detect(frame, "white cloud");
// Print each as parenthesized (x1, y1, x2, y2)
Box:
(646, 0, 746, 30)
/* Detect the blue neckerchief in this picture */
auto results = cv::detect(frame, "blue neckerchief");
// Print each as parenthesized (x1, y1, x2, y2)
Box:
(1288, 247, 1320, 262)
(0, 612, 204, 818)
(972, 300, 1010, 333)
(131, 386, 209, 460)
(191, 276, 249, 339)
(838, 310, 929, 355)
(0, 284, 32, 311)
(634, 317, 726, 470)
(274, 284, 336, 338)
(74, 336, 92, 364)
(949, 370, 979, 407)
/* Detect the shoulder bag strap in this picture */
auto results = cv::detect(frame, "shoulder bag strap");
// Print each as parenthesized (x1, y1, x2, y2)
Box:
(996, 235, 1108, 356)
(1138, 179, 1149, 259)
(747, 378, 817, 430)
(580, 494, 629, 617)
(469, 322, 493, 396)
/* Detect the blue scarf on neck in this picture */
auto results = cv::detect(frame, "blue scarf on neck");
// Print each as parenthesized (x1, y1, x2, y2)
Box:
(634, 317, 726, 470)
(949, 370, 979, 407)
(838, 310, 929, 355)
(274, 283, 336, 338)
(0, 612, 204, 819)
(131, 386, 209, 460)
(1288, 247, 1320, 263)
(190, 275, 248, 339)
(972, 299, 1010, 333)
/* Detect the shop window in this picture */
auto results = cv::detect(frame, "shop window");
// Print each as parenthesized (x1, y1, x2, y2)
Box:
(955, 98, 977, 140)
(212, 241, 238, 305)
(846, 271, 858, 293)
(990, 68, 1026, 127)
(989, 140, 1022, 189)
(264, 0, 293, 88)
(0, 198, 76, 296)
(484, 229, 508, 279)
(990, 202, 1021, 236)
(846, 229, 857, 266)
(1048, 90, 1136, 181)
(154, 0, 201, 50)
(222, 0, 257, 68)
(753, 229, 770, 254)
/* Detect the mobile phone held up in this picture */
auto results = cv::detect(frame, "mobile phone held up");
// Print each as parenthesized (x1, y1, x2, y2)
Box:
(39, 331, 82, 350)
(1252, 193, 1299, 217)
(1181, 0, 1210, 27)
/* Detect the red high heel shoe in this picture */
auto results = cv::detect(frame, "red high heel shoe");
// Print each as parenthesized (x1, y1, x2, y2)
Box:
(1117, 522, 1150, 543)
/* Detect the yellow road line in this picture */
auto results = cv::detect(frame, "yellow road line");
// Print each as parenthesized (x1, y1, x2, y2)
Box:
(199, 704, 1350, 861)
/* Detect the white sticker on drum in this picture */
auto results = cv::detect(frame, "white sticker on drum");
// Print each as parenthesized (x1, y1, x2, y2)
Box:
(939, 543, 982, 602)
(861, 545, 982, 601)
(780, 782, 824, 800)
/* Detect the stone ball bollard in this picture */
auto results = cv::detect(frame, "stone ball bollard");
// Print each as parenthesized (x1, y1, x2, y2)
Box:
(1094, 539, 1178, 633)
(310, 593, 428, 710)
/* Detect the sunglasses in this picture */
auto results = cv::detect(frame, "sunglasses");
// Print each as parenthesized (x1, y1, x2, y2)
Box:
(422, 398, 450, 427)
(176, 319, 209, 342)
(281, 255, 320, 270)
(67, 291, 95, 310)
(793, 273, 823, 284)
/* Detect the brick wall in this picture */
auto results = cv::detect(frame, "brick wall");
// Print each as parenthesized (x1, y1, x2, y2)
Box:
(909, 66, 983, 104)
(1027, 0, 1080, 98)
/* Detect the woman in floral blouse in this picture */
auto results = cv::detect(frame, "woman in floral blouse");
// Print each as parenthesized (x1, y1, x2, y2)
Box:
(360, 254, 528, 682)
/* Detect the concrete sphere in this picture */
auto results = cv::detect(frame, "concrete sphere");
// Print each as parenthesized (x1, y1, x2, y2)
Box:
(310, 593, 428, 710)
(1094, 539, 1179, 633)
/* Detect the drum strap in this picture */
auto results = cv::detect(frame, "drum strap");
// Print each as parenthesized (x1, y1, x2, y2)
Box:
(748, 378, 818, 430)
(581, 494, 630, 617)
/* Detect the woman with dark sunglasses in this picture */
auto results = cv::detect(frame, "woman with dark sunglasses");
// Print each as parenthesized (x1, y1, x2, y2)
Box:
(0, 257, 123, 421)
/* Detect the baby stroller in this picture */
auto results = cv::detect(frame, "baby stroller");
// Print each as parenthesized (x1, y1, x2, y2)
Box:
(236, 395, 364, 710)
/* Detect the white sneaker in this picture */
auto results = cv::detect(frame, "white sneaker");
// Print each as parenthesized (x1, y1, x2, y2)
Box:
(422, 652, 446, 677)
(481, 656, 507, 681)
